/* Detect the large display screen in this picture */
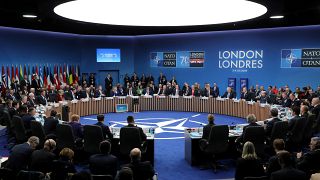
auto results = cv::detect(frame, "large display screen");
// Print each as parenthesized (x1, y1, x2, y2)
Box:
(97, 48, 121, 62)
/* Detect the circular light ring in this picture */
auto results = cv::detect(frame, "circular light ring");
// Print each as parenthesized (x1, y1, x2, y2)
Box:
(54, 0, 267, 26)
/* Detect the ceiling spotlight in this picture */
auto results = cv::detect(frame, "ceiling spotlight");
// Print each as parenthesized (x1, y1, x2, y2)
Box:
(54, 0, 267, 26)
(270, 15, 284, 19)
(22, 14, 37, 18)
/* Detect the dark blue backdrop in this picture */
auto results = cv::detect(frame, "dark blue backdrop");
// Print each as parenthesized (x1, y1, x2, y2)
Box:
(0, 25, 319, 93)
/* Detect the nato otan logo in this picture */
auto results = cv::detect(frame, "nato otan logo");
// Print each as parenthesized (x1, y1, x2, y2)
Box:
(281, 49, 302, 68)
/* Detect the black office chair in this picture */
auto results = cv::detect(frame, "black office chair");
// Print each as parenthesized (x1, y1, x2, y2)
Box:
(16, 170, 45, 180)
(303, 114, 316, 145)
(0, 168, 15, 180)
(12, 115, 28, 143)
(56, 123, 76, 150)
(269, 121, 288, 142)
(120, 127, 145, 156)
(91, 174, 113, 180)
(30, 120, 46, 148)
(243, 126, 265, 158)
(286, 117, 307, 151)
(83, 125, 104, 154)
(199, 125, 229, 172)
(2, 110, 14, 139)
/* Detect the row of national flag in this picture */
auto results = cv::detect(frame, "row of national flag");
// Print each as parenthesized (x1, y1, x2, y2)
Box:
(0, 64, 80, 91)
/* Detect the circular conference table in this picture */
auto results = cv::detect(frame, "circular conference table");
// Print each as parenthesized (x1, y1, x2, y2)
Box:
(45, 96, 271, 121)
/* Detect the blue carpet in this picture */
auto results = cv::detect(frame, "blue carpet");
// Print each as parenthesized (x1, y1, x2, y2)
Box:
(0, 111, 246, 179)
(81, 111, 246, 180)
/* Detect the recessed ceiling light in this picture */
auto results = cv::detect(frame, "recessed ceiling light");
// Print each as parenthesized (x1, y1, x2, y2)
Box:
(22, 14, 37, 18)
(54, 0, 267, 26)
(270, 15, 284, 19)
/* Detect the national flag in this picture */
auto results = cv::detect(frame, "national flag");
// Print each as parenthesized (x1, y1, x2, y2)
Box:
(75, 64, 79, 83)
(39, 66, 43, 87)
(11, 65, 15, 83)
(68, 65, 73, 85)
(1, 66, 6, 96)
(35, 65, 38, 76)
(24, 65, 27, 76)
(63, 64, 67, 83)
(43, 65, 47, 87)
(15, 65, 19, 83)
(54, 64, 57, 75)
(28, 65, 31, 83)
(32, 65, 35, 80)
(66, 64, 69, 85)
(20, 64, 23, 81)
(7, 66, 11, 88)
(59, 65, 62, 76)
(50, 65, 54, 85)
(47, 65, 52, 87)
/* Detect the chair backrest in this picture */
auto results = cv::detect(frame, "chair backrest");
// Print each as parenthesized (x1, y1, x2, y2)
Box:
(56, 124, 75, 149)
(243, 126, 265, 156)
(30, 120, 46, 146)
(304, 114, 316, 140)
(206, 125, 229, 154)
(1, 110, 14, 136)
(12, 115, 27, 143)
(16, 170, 45, 180)
(270, 121, 288, 141)
(91, 174, 113, 180)
(83, 125, 104, 154)
(120, 127, 142, 155)
(290, 117, 307, 144)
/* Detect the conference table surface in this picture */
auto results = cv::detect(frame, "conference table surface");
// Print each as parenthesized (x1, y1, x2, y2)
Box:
(45, 96, 271, 121)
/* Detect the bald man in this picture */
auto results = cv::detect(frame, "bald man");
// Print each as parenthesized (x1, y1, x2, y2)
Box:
(123, 148, 155, 180)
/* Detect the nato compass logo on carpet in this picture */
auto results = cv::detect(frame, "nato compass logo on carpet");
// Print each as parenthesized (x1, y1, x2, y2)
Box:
(281, 49, 302, 68)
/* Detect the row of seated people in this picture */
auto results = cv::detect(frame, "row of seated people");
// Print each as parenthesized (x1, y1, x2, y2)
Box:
(3, 137, 155, 180)
(234, 139, 320, 180)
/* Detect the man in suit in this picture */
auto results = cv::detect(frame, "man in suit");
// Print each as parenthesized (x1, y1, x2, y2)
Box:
(89, 140, 118, 177)
(20, 75, 30, 92)
(123, 116, 147, 142)
(201, 114, 215, 140)
(288, 106, 305, 132)
(236, 114, 261, 144)
(222, 87, 236, 99)
(311, 97, 320, 118)
(240, 87, 250, 101)
(68, 114, 83, 139)
(126, 85, 137, 96)
(94, 114, 113, 140)
(89, 73, 96, 87)
(30, 139, 56, 174)
(6, 136, 39, 173)
(44, 110, 59, 136)
(212, 83, 220, 98)
(265, 108, 282, 137)
(36, 90, 47, 106)
(94, 85, 105, 98)
(201, 83, 212, 97)
(31, 74, 40, 94)
(105, 74, 113, 97)
(281, 92, 292, 107)
(289, 93, 301, 108)
(142, 86, 153, 96)
(158, 72, 166, 85)
(6, 89, 16, 101)
(9, 100, 19, 118)
(266, 139, 285, 177)
(258, 91, 270, 104)
(20, 106, 36, 131)
(182, 83, 191, 96)
(296, 137, 320, 178)
(271, 151, 307, 180)
(171, 84, 181, 96)
(123, 148, 155, 180)
(27, 92, 36, 107)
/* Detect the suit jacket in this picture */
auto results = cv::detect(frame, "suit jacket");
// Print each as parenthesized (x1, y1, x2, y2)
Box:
(6, 143, 34, 172)
(105, 77, 113, 90)
(201, 88, 212, 97)
(182, 87, 192, 96)
(44, 117, 59, 135)
(288, 116, 303, 132)
(21, 114, 36, 130)
(240, 92, 250, 101)
(6, 94, 16, 101)
(238, 122, 261, 142)
(89, 154, 118, 177)
(282, 98, 292, 108)
(94, 122, 113, 140)
(9, 107, 19, 119)
(270, 167, 307, 180)
(27, 99, 35, 108)
(30, 149, 56, 173)
(202, 123, 215, 140)
(125, 124, 147, 142)
(69, 121, 83, 139)
(36, 95, 47, 106)
(266, 155, 281, 177)
(123, 160, 155, 180)
(222, 91, 236, 99)
(265, 117, 281, 137)
(142, 88, 154, 96)
(297, 149, 320, 178)
(235, 158, 265, 180)
(291, 98, 301, 107)
(171, 88, 181, 96)
(212, 87, 219, 97)
(31, 79, 40, 91)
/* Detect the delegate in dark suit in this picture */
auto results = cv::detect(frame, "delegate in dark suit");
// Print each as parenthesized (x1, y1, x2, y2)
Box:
(297, 149, 320, 178)
(94, 121, 113, 140)
(266, 155, 281, 177)
(69, 121, 83, 139)
(44, 117, 59, 135)
(270, 167, 307, 180)
(235, 158, 265, 180)
(21, 114, 36, 131)
(201, 122, 215, 140)
(222, 91, 236, 99)
(123, 161, 155, 180)
(6, 142, 34, 172)
(89, 154, 118, 177)
(212, 87, 219, 97)
(30, 149, 56, 173)
(36, 95, 47, 106)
